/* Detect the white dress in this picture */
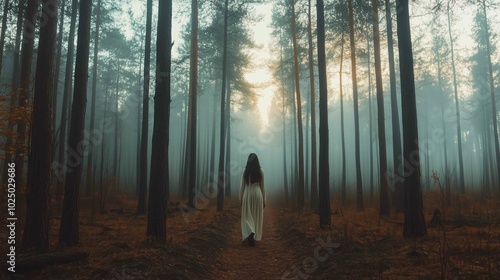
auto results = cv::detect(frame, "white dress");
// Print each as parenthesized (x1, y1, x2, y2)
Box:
(240, 168, 265, 241)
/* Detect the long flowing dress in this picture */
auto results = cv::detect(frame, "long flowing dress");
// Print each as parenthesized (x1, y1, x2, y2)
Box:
(240, 168, 265, 241)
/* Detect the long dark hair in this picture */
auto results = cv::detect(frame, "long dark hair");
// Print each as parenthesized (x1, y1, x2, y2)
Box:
(244, 153, 262, 184)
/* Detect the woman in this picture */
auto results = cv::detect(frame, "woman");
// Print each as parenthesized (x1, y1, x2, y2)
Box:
(240, 153, 266, 247)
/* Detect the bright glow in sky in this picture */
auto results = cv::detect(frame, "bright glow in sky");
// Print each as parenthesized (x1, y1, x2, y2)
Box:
(123, 1, 500, 128)
(245, 3, 275, 128)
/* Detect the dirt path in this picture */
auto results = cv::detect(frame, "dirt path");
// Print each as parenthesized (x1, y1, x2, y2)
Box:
(213, 203, 297, 280)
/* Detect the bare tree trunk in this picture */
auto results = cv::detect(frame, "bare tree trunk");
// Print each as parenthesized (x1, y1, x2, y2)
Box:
(340, 33, 346, 205)
(216, 0, 228, 211)
(146, 0, 172, 242)
(367, 38, 374, 202)
(447, 2, 465, 194)
(59, 0, 93, 247)
(290, 0, 305, 212)
(187, 0, 198, 209)
(372, 0, 390, 217)
(280, 30, 289, 204)
(15, 0, 38, 186)
(481, 1, 500, 186)
(113, 65, 120, 191)
(53, 0, 66, 141)
(435, 41, 450, 205)
(85, 0, 101, 198)
(385, 0, 403, 212)
(316, 0, 330, 228)
(138, 0, 152, 215)
(55, 0, 78, 201)
(22, 0, 58, 253)
(225, 75, 231, 197)
(307, 0, 318, 210)
(209, 92, 216, 192)
(348, 0, 364, 211)
(396, 0, 427, 238)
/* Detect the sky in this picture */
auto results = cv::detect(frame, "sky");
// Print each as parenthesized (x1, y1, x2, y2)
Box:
(122, 0, 500, 129)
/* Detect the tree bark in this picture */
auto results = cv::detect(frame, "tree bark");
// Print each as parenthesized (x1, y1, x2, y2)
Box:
(15, 0, 38, 186)
(146, 0, 172, 242)
(137, 0, 152, 215)
(396, 0, 427, 238)
(224, 74, 231, 197)
(52, 0, 66, 141)
(447, 2, 465, 194)
(22, 0, 58, 253)
(307, 0, 318, 210)
(290, 0, 305, 212)
(55, 0, 78, 201)
(372, 0, 390, 217)
(59, 0, 92, 247)
(113, 65, 120, 191)
(217, 0, 228, 211)
(367, 38, 374, 202)
(316, 0, 330, 228)
(385, 0, 403, 212)
(187, 0, 198, 209)
(85, 0, 101, 198)
(339, 33, 346, 205)
(348, 0, 364, 211)
(280, 30, 289, 204)
(481, 1, 500, 186)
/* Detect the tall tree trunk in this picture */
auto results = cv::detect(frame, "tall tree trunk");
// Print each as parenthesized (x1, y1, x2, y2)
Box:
(182, 88, 190, 200)
(59, 0, 92, 247)
(138, 0, 152, 215)
(436, 48, 450, 206)
(307, 0, 318, 210)
(209, 92, 216, 192)
(86, 0, 101, 198)
(348, 0, 364, 211)
(481, 109, 490, 195)
(367, 38, 374, 202)
(291, 74, 298, 210)
(481, 1, 500, 185)
(340, 33, 347, 205)
(217, 0, 228, 211)
(146, 0, 172, 242)
(0, 0, 10, 79)
(385, 0, 403, 213)
(372, 0, 390, 217)
(280, 30, 289, 204)
(187, 0, 198, 209)
(113, 65, 120, 191)
(316, 0, 330, 228)
(15, 0, 38, 186)
(396, 0, 427, 238)
(291, 0, 305, 212)
(225, 75, 231, 197)
(55, 0, 78, 201)
(98, 87, 108, 213)
(22, 0, 58, 253)
(2, 0, 24, 183)
(447, 2, 465, 194)
(53, 0, 66, 141)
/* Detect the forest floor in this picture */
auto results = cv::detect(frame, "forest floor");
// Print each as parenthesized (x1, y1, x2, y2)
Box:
(1, 191, 500, 279)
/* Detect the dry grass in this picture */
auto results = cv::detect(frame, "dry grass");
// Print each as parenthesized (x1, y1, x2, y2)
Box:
(277, 191, 500, 279)
(1, 193, 239, 279)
